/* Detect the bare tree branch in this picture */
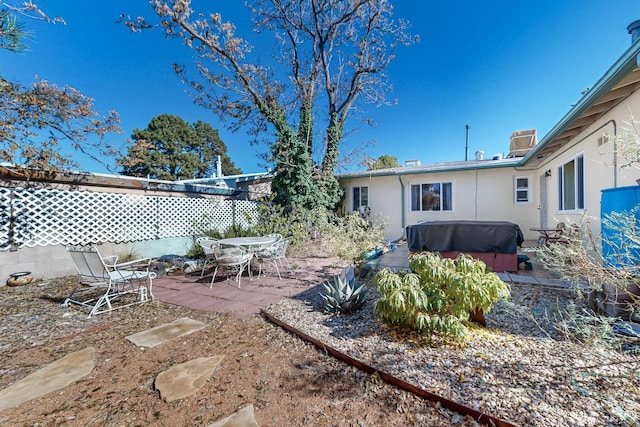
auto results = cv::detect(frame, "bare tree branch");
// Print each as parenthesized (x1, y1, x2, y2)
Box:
(123, 0, 417, 210)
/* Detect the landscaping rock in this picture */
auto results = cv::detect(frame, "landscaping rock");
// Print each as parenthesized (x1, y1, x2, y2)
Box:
(0, 346, 95, 410)
(207, 404, 259, 427)
(155, 355, 225, 403)
(125, 317, 207, 348)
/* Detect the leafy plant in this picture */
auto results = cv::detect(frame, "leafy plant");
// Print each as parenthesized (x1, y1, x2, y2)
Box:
(220, 223, 259, 238)
(247, 200, 317, 247)
(318, 210, 388, 265)
(321, 275, 368, 314)
(374, 252, 510, 338)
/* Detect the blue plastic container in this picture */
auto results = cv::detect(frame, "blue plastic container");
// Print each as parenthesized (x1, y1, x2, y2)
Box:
(600, 186, 640, 268)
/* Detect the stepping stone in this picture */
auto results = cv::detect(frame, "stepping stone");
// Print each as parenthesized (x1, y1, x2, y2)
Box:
(155, 355, 225, 403)
(125, 317, 206, 348)
(208, 404, 260, 427)
(0, 347, 95, 411)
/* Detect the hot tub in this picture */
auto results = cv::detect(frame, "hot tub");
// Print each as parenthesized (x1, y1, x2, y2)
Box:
(406, 221, 524, 272)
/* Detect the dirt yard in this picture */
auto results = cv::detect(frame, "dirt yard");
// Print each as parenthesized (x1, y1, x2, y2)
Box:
(0, 276, 476, 427)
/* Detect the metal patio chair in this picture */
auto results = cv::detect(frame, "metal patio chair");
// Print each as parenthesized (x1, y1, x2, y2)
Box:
(196, 237, 219, 277)
(208, 244, 254, 288)
(63, 245, 156, 318)
(266, 233, 283, 242)
(256, 237, 293, 279)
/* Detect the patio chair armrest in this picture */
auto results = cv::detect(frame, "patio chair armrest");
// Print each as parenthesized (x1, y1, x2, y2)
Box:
(102, 255, 119, 266)
(114, 257, 152, 271)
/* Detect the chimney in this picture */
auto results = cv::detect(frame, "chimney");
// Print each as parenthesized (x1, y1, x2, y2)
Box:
(216, 155, 222, 177)
(628, 20, 640, 43)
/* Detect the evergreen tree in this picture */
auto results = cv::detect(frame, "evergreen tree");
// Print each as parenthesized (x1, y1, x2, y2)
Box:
(118, 114, 240, 180)
(367, 155, 401, 170)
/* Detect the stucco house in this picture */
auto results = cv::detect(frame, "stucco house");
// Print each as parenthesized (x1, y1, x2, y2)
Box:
(338, 22, 640, 243)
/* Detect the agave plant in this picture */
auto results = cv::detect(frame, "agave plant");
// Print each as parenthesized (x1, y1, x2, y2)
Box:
(321, 275, 368, 314)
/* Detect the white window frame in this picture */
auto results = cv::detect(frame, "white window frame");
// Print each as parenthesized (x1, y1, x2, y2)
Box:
(514, 176, 530, 204)
(352, 186, 369, 212)
(558, 154, 585, 212)
(410, 181, 453, 212)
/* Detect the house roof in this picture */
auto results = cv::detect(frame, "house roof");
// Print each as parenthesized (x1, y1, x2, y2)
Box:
(337, 157, 521, 179)
(522, 37, 640, 168)
(338, 37, 640, 180)
(180, 172, 272, 188)
(0, 166, 242, 196)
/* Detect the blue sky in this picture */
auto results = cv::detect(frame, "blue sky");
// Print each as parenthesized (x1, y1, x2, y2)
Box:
(2, 1, 639, 175)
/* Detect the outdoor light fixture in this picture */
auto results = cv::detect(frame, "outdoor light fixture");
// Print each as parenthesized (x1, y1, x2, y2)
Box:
(545, 170, 551, 177)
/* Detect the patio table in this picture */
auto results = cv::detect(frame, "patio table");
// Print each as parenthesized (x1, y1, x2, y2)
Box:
(217, 236, 281, 273)
(217, 236, 279, 249)
(530, 226, 566, 246)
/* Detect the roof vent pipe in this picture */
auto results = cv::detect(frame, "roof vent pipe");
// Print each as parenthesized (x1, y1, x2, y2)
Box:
(628, 20, 640, 43)
(475, 150, 484, 160)
(216, 155, 222, 178)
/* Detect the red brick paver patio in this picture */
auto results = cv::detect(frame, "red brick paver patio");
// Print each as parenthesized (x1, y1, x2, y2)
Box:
(152, 255, 345, 319)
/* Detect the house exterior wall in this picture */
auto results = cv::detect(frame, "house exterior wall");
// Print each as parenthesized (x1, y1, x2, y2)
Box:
(534, 89, 640, 237)
(342, 175, 404, 240)
(340, 166, 541, 241)
(237, 179, 272, 200)
(339, 90, 640, 243)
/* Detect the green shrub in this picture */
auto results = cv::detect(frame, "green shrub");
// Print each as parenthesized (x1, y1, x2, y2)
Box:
(188, 198, 387, 264)
(247, 201, 315, 247)
(220, 223, 259, 238)
(318, 210, 388, 265)
(374, 252, 510, 339)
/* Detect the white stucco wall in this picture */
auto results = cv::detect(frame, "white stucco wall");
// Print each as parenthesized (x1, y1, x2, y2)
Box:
(341, 166, 542, 241)
(342, 174, 404, 241)
(535, 89, 640, 237)
(339, 89, 640, 242)
(401, 168, 540, 240)
(0, 237, 194, 286)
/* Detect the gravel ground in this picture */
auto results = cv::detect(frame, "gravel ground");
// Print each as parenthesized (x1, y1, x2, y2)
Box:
(1, 271, 639, 426)
(265, 280, 640, 426)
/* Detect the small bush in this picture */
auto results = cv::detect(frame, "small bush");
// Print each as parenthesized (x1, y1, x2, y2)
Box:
(319, 211, 388, 265)
(116, 247, 140, 264)
(374, 252, 510, 339)
(247, 201, 316, 247)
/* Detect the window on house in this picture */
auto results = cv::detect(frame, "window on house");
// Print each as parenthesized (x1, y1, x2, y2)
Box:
(514, 176, 530, 203)
(353, 186, 369, 212)
(410, 182, 453, 211)
(558, 154, 584, 211)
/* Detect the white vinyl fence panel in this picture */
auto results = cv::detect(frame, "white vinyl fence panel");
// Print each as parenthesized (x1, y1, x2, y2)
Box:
(0, 187, 258, 251)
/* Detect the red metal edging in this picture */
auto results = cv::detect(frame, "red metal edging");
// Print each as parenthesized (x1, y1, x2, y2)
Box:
(261, 309, 517, 427)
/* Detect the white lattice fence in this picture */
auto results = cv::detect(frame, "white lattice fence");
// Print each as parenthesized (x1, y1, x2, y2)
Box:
(0, 187, 258, 251)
